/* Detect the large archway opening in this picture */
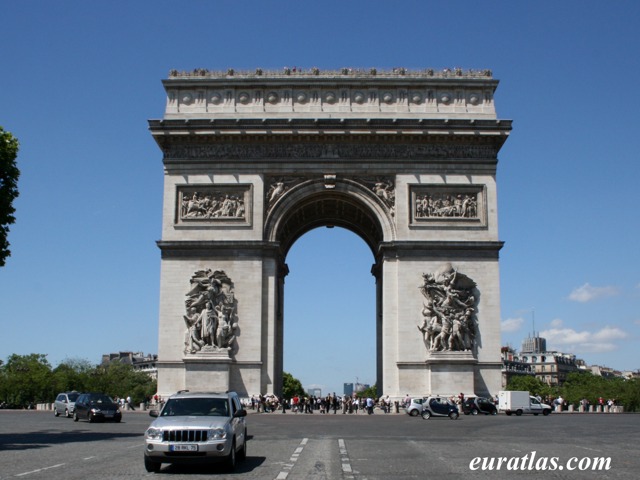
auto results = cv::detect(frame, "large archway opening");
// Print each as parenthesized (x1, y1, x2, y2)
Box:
(268, 182, 392, 398)
(283, 226, 376, 397)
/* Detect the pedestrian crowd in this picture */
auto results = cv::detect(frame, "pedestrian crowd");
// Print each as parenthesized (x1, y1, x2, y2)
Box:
(247, 394, 398, 415)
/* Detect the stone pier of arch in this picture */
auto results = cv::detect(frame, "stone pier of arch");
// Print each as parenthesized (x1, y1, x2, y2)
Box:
(150, 68, 511, 399)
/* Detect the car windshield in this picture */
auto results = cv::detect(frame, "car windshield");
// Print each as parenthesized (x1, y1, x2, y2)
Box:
(161, 398, 230, 417)
(88, 395, 114, 404)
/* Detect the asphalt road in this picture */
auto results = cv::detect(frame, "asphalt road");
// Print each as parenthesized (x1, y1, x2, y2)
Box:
(0, 409, 638, 479)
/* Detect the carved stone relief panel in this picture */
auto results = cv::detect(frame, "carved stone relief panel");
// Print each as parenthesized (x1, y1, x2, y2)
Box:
(417, 263, 479, 354)
(183, 269, 239, 356)
(409, 184, 485, 228)
(176, 185, 251, 226)
(353, 176, 396, 217)
(265, 176, 307, 213)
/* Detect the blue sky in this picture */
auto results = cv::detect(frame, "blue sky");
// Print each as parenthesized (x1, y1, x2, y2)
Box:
(1, 1, 639, 396)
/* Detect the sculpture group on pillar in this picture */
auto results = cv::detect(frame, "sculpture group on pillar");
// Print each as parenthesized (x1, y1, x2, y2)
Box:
(183, 269, 239, 355)
(417, 263, 478, 352)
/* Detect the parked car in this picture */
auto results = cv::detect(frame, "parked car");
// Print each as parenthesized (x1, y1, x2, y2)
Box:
(144, 390, 248, 473)
(73, 393, 122, 423)
(462, 397, 498, 416)
(420, 397, 459, 420)
(406, 396, 459, 419)
(405, 397, 428, 416)
(53, 391, 81, 418)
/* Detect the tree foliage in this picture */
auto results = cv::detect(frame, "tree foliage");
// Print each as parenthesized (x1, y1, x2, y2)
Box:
(357, 384, 378, 399)
(506, 372, 640, 412)
(559, 372, 640, 412)
(0, 126, 20, 267)
(282, 371, 305, 399)
(0, 354, 156, 408)
(506, 375, 554, 399)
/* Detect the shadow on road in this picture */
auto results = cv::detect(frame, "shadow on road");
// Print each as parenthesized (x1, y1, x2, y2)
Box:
(161, 456, 266, 475)
(0, 430, 143, 451)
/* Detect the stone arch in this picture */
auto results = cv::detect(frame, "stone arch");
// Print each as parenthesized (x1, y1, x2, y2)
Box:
(265, 178, 396, 256)
(151, 68, 511, 400)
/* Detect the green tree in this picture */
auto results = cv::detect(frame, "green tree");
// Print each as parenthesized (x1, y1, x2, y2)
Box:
(0, 354, 158, 407)
(506, 375, 553, 399)
(282, 371, 305, 399)
(617, 378, 640, 412)
(357, 384, 378, 399)
(51, 358, 94, 394)
(86, 362, 156, 404)
(0, 126, 20, 267)
(560, 372, 640, 412)
(0, 354, 52, 406)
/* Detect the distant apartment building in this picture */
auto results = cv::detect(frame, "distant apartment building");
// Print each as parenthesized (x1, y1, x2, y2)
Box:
(500, 346, 535, 388)
(517, 334, 580, 386)
(101, 351, 158, 379)
(501, 334, 581, 387)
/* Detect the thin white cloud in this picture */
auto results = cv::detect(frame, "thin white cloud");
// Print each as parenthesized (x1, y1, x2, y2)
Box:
(549, 318, 563, 328)
(568, 283, 619, 303)
(540, 326, 627, 354)
(501, 317, 524, 333)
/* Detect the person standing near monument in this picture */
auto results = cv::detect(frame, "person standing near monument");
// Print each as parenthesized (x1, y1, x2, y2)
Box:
(366, 396, 375, 415)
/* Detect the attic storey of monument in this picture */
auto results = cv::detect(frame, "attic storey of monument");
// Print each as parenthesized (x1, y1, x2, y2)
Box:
(150, 68, 511, 398)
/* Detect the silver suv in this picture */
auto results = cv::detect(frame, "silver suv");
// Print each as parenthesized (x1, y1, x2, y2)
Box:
(144, 391, 247, 473)
(53, 391, 80, 418)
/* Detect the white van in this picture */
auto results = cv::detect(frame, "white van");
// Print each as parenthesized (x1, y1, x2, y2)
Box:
(498, 391, 552, 416)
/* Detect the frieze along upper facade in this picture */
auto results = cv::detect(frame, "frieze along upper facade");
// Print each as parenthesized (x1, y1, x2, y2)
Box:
(163, 68, 497, 120)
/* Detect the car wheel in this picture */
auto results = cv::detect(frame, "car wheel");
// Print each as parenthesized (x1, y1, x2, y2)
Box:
(421, 410, 431, 419)
(449, 411, 459, 420)
(54, 408, 59, 417)
(543, 409, 551, 416)
(73, 412, 79, 422)
(471, 408, 478, 415)
(409, 409, 419, 417)
(515, 409, 523, 416)
(144, 455, 161, 473)
(65, 408, 71, 418)
(225, 440, 237, 471)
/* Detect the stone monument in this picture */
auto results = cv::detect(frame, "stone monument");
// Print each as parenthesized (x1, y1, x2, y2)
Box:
(149, 67, 511, 398)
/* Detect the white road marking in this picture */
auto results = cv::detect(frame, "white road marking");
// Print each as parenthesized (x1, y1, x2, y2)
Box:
(15, 464, 65, 477)
(338, 439, 355, 479)
(274, 437, 308, 480)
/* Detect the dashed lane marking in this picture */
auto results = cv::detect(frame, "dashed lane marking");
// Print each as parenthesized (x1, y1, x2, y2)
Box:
(15, 464, 65, 477)
(338, 438, 355, 479)
(274, 437, 308, 480)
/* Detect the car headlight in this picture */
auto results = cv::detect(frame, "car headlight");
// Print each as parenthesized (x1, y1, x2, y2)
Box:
(209, 427, 227, 440)
(91, 408, 101, 413)
(146, 428, 163, 440)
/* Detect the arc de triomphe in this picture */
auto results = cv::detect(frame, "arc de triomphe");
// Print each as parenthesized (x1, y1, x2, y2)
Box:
(149, 68, 511, 399)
